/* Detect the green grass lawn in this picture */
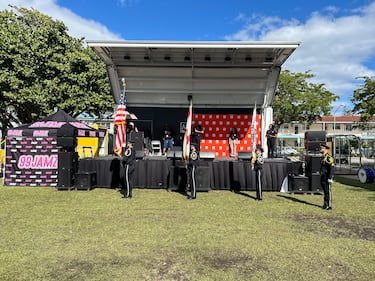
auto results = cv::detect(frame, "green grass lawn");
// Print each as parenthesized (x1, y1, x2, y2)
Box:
(0, 177, 374, 281)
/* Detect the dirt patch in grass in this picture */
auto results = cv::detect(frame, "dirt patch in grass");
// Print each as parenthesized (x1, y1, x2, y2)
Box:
(292, 214, 375, 241)
(199, 249, 268, 278)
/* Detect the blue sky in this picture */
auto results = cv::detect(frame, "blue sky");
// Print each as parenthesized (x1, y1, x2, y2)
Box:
(1, 0, 375, 114)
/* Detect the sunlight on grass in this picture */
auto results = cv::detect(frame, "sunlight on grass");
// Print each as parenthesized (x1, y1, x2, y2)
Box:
(0, 179, 374, 281)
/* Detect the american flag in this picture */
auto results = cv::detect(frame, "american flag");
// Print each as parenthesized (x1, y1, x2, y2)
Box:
(114, 85, 127, 156)
(182, 98, 193, 160)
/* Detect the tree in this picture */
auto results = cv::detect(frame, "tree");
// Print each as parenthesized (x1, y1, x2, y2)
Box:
(351, 76, 375, 122)
(272, 70, 338, 127)
(0, 6, 113, 138)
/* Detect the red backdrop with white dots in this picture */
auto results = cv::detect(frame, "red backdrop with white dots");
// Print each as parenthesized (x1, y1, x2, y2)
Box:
(192, 113, 262, 158)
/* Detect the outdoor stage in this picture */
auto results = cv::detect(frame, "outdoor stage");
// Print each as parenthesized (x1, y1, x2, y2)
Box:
(78, 156, 303, 192)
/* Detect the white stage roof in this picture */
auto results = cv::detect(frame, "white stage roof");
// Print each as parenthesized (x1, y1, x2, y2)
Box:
(87, 40, 300, 109)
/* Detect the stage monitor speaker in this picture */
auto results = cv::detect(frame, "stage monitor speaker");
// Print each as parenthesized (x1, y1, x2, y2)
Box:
(135, 150, 144, 159)
(238, 152, 252, 160)
(200, 151, 215, 160)
(196, 166, 211, 191)
(288, 175, 309, 192)
(57, 168, 74, 188)
(309, 173, 321, 192)
(304, 131, 326, 142)
(166, 150, 182, 159)
(305, 155, 321, 176)
(57, 137, 77, 148)
(75, 172, 97, 190)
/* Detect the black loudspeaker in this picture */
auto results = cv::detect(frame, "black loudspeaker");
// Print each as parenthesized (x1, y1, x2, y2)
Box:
(238, 152, 252, 160)
(305, 155, 321, 176)
(305, 141, 325, 152)
(58, 152, 78, 189)
(304, 131, 326, 142)
(309, 173, 321, 192)
(57, 127, 75, 137)
(75, 172, 97, 190)
(57, 168, 75, 188)
(58, 152, 78, 170)
(168, 165, 187, 191)
(288, 175, 309, 192)
(200, 151, 215, 160)
(196, 166, 211, 191)
(128, 131, 144, 151)
(57, 137, 77, 148)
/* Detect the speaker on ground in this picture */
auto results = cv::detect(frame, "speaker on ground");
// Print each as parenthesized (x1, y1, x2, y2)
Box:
(305, 155, 321, 176)
(168, 165, 187, 192)
(196, 166, 211, 191)
(57, 168, 75, 189)
(75, 172, 97, 190)
(309, 173, 321, 192)
(288, 175, 309, 192)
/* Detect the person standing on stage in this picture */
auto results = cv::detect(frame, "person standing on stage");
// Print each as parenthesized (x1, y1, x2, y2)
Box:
(266, 124, 277, 158)
(228, 127, 239, 158)
(191, 121, 204, 152)
(126, 121, 138, 142)
(320, 144, 335, 210)
(251, 147, 264, 200)
(187, 143, 199, 200)
(122, 140, 136, 198)
(162, 123, 174, 155)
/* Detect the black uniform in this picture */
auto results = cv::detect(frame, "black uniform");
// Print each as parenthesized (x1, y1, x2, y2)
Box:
(122, 144, 136, 198)
(320, 151, 334, 210)
(266, 126, 277, 158)
(252, 150, 264, 200)
(187, 148, 199, 199)
(191, 124, 204, 152)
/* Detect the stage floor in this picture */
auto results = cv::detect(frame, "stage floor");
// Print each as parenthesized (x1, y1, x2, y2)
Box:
(78, 156, 303, 192)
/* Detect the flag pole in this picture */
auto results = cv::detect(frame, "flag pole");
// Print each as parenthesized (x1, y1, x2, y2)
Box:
(183, 95, 193, 161)
(121, 78, 127, 148)
(251, 104, 257, 153)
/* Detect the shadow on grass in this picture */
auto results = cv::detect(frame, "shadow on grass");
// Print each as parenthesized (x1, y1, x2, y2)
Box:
(277, 194, 322, 209)
(232, 191, 258, 200)
(335, 176, 375, 192)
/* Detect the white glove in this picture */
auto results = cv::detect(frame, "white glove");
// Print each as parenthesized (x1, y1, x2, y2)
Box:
(328, 179, 333, 184)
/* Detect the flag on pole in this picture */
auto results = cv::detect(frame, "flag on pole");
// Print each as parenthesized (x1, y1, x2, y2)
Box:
(251, 104, 257, 152)
(182, 97, 193, 160)
(114, 79, 127, 156)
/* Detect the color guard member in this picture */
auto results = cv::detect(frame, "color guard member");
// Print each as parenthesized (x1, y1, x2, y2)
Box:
(252, 147, 264, 200)
(320, 144, 335, 210)
(122, 140, 136, 198)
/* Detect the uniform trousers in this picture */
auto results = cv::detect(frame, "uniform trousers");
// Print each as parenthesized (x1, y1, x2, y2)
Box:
(124, 164, 135, 197)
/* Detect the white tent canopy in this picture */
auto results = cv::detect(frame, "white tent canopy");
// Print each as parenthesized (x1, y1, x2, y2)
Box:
(87, 40, 300, 109)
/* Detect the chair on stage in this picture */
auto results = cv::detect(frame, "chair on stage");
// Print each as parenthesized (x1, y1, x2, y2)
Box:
(151, 140, 162, 156)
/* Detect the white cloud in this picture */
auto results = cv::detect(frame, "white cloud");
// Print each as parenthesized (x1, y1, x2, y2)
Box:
(0, 0, 122, 40)
(225, 2, 375, 109)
